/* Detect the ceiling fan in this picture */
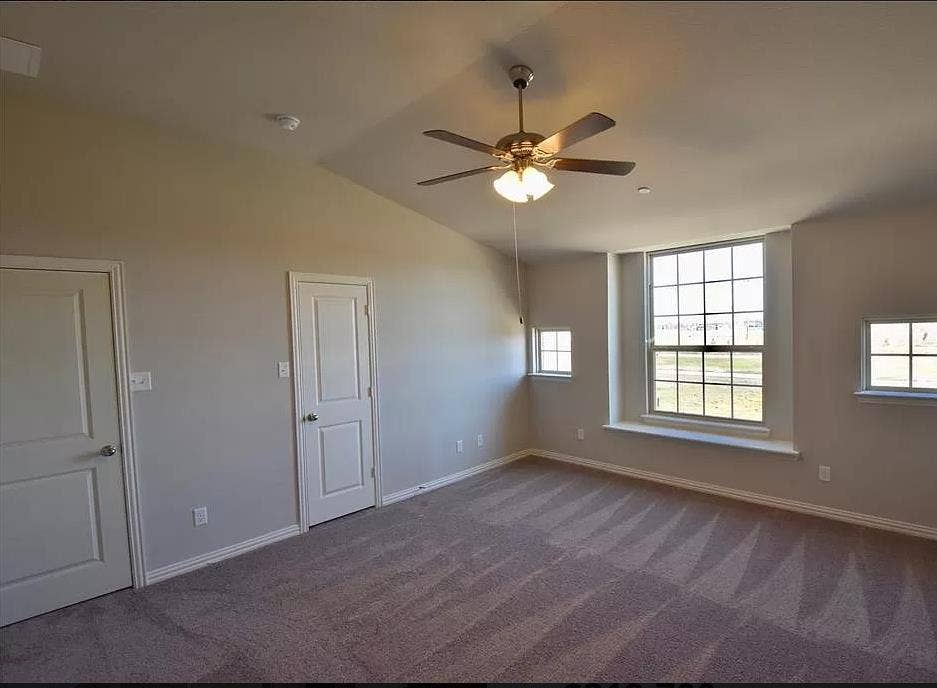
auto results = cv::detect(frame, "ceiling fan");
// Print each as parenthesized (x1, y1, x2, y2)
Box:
(418, 65, 635, 203)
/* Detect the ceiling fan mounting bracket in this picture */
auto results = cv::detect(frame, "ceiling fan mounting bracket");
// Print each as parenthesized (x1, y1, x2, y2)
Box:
(508, 64, 534, 90)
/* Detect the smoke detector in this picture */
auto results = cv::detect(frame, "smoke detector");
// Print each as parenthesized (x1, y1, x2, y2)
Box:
(274, 114, 301, 132)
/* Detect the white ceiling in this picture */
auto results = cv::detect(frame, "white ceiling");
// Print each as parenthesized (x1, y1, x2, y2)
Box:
(3, 1, 937, 260)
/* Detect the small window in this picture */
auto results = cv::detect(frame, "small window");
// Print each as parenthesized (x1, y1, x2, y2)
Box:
(862, 317, 937, 392)
(533, 328, 572, 375)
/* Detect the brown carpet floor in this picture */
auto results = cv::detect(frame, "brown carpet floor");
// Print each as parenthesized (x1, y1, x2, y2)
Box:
(2, 456, 936, 682)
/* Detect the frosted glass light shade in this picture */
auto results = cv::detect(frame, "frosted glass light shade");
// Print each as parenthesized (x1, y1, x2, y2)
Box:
(493, 166, 555, 203)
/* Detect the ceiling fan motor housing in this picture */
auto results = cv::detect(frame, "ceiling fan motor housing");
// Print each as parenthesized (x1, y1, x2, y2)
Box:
(508, 64, 534, 90)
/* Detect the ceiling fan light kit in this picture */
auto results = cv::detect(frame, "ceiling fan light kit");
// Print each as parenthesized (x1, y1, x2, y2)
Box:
(418, 64, 636, 203)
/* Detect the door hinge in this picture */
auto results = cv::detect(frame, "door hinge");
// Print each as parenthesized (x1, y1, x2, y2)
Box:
(367, 386, 372, 397)
(364, 303, 370, 316)
(370, 466, 375, 478)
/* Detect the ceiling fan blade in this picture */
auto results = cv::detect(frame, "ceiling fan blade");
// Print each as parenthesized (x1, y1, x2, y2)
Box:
(423, 130, 507, 158)
(537, 113, 616, 155)
(550, 158, 636, 176)
(417, 166, 502, 186)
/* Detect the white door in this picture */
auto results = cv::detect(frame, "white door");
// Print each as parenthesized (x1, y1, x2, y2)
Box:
(296, 280, 376, 527)
(0, 268, 132, 626)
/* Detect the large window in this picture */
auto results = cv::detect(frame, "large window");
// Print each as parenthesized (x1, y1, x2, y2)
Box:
(861, 318, 937, 392)
(533, 327, 572, 375)
(648, 239, 764, 422)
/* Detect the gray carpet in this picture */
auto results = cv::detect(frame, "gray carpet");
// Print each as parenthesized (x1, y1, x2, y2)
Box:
(2, 456, 935, 682)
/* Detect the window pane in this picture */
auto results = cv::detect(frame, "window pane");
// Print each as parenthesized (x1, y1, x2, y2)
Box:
(679, 315, 704, 345)
(655, 351, 677, 381)
(870, 355, 909, 387)
(733, 278, 763, 311)
(733, 386, 763, 421)
(705, 384, 732, 418)
(705, 247, 732, 281)
(912, 356, 937, 389)
(704, 352, 731, 384)
(555, 330, 571, 352)
(540, 330, 557, 351)
(678, 251, 703, 283)
(912, 321, 937, 355)
(654, 380, 677, 412)
(733, 242, 763, 279)
(653, 286, 678, 316)
(654, 316, 679, 345)
(653, 254, 678, 286)
(870, 322, 909, 354)
(705, 281, 732, 313)
(734, 312, 764, 346)
(732, 352, 763, 387)
(678, 352, 703, 382)
(678, 284, 703, 314)
(706, 313, 733, 345)
(678, 382, 703, 415)
(541, 350, 558, 372)
(556, 351, 572, 373)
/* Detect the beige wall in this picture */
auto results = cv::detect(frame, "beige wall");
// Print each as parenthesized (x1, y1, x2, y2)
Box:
(528, 206, 937, 528)
(1, 91, 530, 572)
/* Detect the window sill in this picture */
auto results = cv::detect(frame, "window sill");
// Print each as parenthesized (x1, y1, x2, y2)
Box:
(528, 373, 572, 380)
(640, 413, 770, 438)
(854, 390, 937, 407)
(603, 421, 800, 459)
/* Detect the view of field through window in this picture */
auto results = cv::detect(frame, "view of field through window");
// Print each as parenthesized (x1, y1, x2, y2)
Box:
(650, 240, 764, 422)
(868, 320, 937, 390)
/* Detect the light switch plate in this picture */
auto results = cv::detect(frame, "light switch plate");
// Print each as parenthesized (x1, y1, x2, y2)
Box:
(456, 440, 464, 454)
(277, 361, 290, 378)
(818, 465, 831, 482)
(129, 371, 152, 392)
(476, 434, 484, 448)
(576, 428, 585, 440)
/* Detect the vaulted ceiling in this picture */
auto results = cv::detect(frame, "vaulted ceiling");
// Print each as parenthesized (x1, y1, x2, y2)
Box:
(4, 2, 936, 259)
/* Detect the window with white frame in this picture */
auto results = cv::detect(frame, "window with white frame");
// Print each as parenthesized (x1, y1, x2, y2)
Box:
(648, 238, 765, 422)
(533, 328, 572, 375)
(861, 318, 937, 393)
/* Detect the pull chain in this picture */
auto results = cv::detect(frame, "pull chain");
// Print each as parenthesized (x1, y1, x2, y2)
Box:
(513, 202, 524, 325)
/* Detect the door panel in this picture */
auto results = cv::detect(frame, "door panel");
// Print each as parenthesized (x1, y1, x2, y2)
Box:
(297, 281, 375, 526)
(0, 269, 132, 626)
(319, 421, 363, 495)
(314, 297, 360, 402)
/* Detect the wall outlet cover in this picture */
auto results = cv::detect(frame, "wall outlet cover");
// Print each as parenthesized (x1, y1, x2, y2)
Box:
(277, 361, 290, 378)
(129, 371, 152, 392)
(456, 440, 464, 453)
(192, 506, 208, 527)
(576, 428, 585, 440)
(476, 433, 484, 448)
(818, 465, 831, 482)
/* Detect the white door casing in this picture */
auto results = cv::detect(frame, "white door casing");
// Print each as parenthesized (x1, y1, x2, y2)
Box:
(0, 267, 134, 625)
(292, 275, 379, 527)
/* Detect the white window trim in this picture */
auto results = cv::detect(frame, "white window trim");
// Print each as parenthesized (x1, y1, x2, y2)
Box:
(645, 237, 766, 429)
(530, 326, 573, 378)
(856, 315, 937, 405)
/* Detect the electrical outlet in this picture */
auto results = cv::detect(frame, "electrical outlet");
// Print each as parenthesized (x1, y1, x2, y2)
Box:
(277, 361, 290, 379)
(576, 428, 585, 440)
(129, 371, 152, 392)
(456, 440, 464, 454)
(476, 433, 484, 448)
(818, 465, 831, 482)
(192, 506, 208, 527)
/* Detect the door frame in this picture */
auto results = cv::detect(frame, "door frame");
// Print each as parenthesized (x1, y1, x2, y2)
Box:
(288, 272, 384, 530)
(1, 254, 147, 588)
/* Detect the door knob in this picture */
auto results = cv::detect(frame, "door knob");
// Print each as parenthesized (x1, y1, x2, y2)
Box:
(304, 413, 318, 422)
(100, 444, 118, 457)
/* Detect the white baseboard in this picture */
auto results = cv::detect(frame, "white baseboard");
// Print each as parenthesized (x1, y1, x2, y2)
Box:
(145, 524, 302, 585)
(532, 449, 937, 541)
(381, 448, 531, 506)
